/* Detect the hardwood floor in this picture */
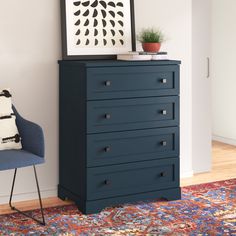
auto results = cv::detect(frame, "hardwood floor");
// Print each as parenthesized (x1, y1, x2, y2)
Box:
(181, 141, 236, 186)
(0, 141, 236, 215)
(0, 197, 72, 215)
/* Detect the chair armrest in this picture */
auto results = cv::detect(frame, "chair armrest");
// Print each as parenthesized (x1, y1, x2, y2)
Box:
(13, 107, 45, 158)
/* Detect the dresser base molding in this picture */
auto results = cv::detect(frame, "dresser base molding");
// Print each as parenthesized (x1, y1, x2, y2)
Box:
(58, 185, 181, 215)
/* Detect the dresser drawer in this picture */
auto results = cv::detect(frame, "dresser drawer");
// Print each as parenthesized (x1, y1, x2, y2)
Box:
(87, 96, 179, 133)
(87, 127, 179, 167)
(87, 158, 179, 200)
(87, 65, 179, 100)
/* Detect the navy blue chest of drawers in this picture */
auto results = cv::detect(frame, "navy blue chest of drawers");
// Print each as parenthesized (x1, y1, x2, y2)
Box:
(58, 60, 181, 214)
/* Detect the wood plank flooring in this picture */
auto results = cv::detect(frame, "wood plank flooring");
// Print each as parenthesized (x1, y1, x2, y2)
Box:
(0, 141, 236, 215)
(181, 141, 236, 186)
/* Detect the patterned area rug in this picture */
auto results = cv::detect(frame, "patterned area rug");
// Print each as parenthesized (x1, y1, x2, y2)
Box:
(0, 179, 235, 236)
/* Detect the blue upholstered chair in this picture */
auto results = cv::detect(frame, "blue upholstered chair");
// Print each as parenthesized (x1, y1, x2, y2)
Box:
(0, 106, 45, 225)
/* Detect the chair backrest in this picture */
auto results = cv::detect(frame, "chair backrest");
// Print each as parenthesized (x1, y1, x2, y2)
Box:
(12, 105, 20, 119)
(11, 105, 45, 158)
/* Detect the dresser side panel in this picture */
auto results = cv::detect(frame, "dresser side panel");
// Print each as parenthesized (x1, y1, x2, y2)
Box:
(59, 63, 87, 199)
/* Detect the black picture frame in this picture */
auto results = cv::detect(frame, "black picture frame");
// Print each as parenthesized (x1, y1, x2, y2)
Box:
(60, 0, 136, 60)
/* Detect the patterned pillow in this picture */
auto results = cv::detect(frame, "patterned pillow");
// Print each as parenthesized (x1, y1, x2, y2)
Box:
(0, 89, 22, 150)
(0, 89, 13, 116)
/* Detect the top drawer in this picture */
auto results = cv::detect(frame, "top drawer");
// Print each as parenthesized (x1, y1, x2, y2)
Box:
(87, 65, 179, 100)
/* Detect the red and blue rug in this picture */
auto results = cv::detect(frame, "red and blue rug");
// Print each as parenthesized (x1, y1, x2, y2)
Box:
(0, 179, 236, 235)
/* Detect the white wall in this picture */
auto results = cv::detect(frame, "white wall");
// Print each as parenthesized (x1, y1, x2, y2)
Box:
(0, 0, 60, 204)
(212, 0, 236, 144)
(135, 0, 193, 177)
(0, 0, 193, 204)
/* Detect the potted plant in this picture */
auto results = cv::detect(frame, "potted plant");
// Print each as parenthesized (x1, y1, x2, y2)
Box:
(137, 28, 165, 53)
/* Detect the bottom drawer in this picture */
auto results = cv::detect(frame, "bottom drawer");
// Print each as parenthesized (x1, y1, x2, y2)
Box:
(87, 157, 179, 200)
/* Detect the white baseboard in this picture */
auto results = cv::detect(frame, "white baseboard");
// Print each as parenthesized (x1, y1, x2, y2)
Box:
(180, 170, 194, 179)
(0, 188, 57, 205)
(212, 135, 236, 146)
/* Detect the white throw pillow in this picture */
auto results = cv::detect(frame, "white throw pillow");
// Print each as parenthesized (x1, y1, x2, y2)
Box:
(0, 89, 22, 150)
(0, 89, 13, 116)
(0, 115, 22, 150)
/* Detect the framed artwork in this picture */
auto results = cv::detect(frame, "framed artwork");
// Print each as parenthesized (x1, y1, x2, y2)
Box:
(61, 0, 136, 60)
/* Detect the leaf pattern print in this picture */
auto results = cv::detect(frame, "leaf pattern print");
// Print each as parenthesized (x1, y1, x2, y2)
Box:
(72, 0, 126, 47)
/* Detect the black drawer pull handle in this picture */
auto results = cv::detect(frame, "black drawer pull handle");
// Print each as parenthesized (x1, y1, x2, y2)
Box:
(104, 81, 111, 87)
(161, 78, 167, 84)
(161, 110, 167, 115)
(104, 180, 111, 185)
(104, 146, 111, 152)
(160, 172, 166, 177)
(104, 113, 111, 119)
(161, 141, 167, 146)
